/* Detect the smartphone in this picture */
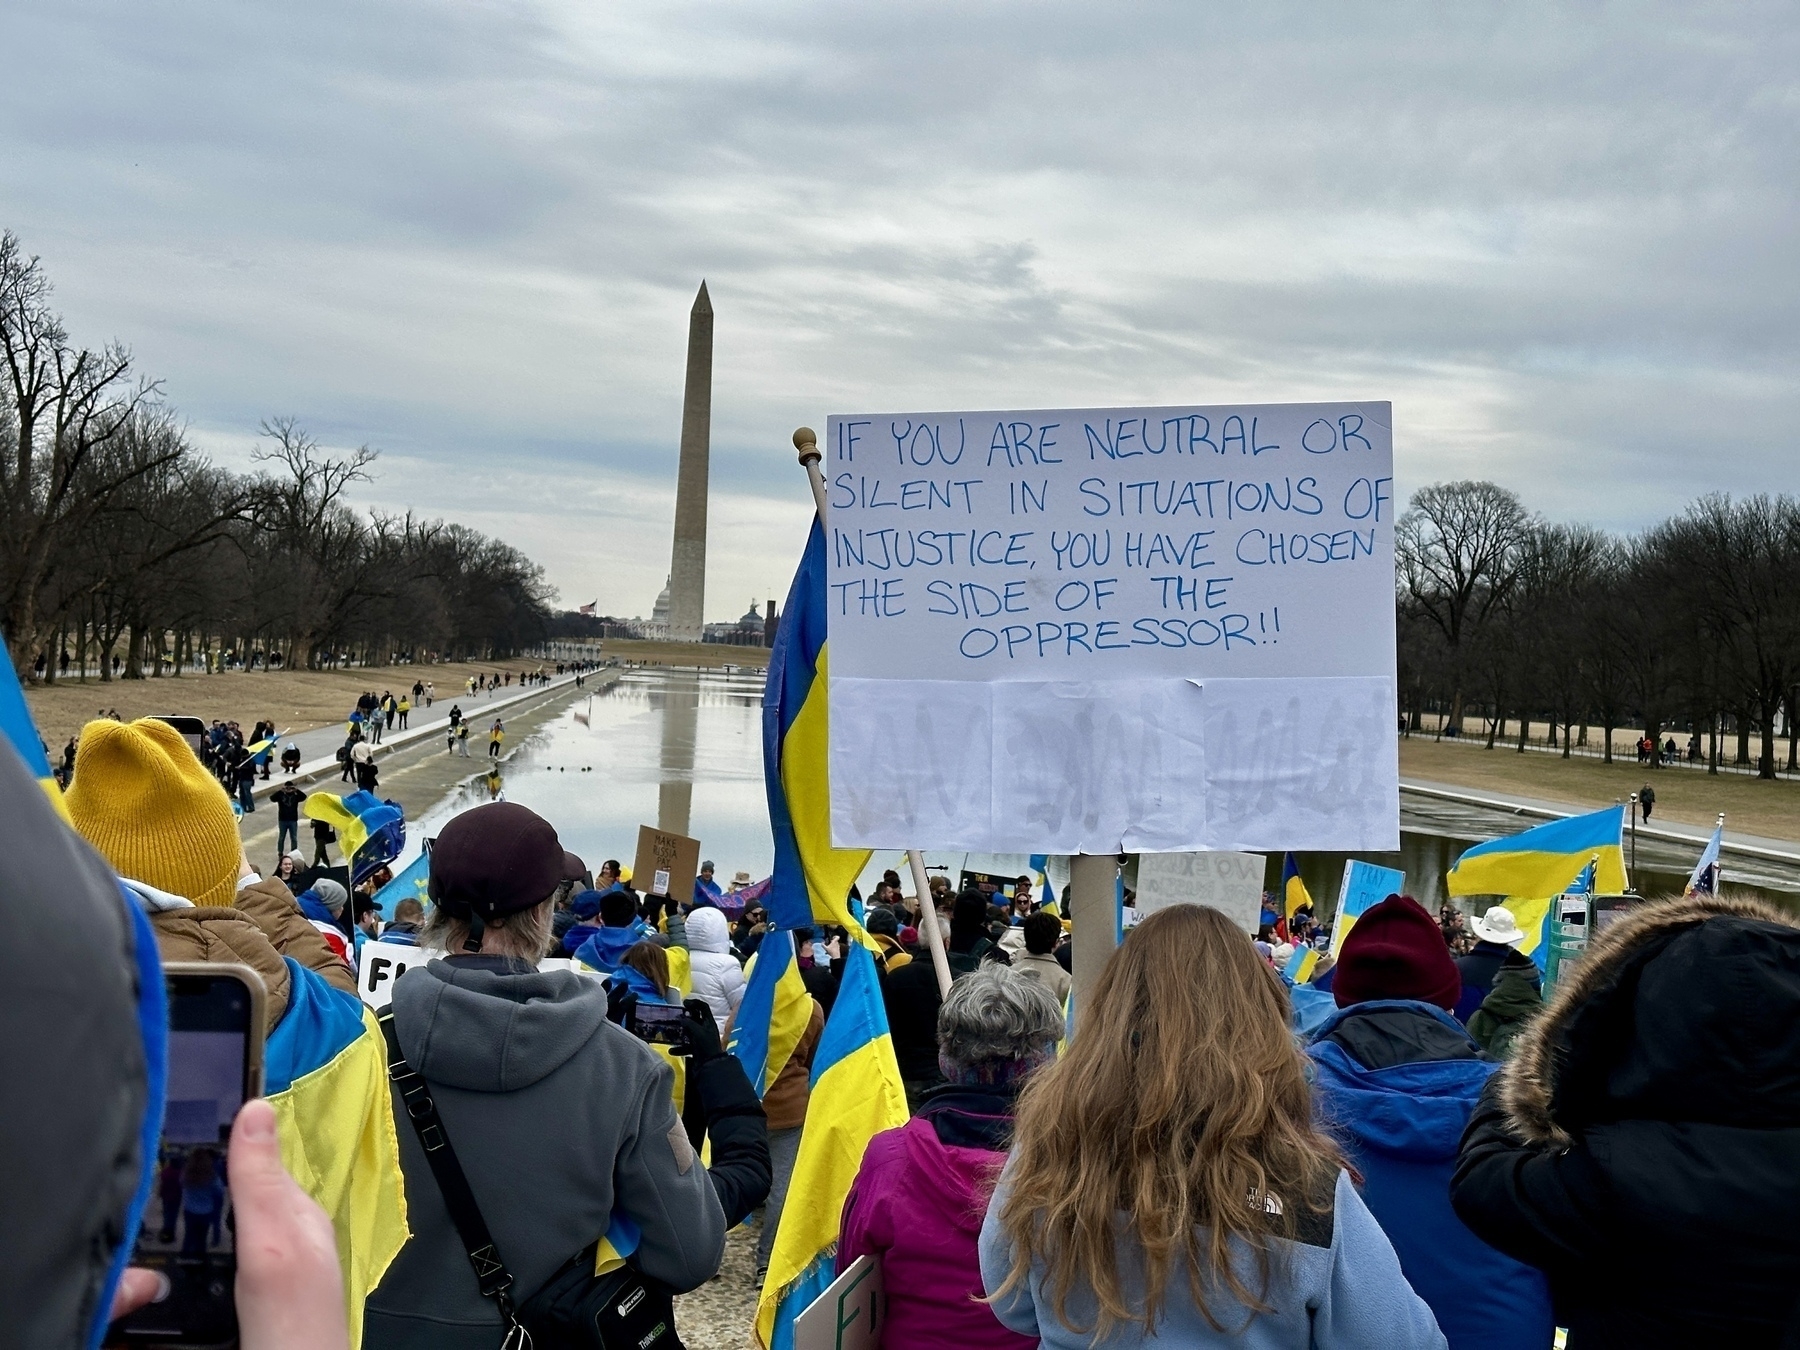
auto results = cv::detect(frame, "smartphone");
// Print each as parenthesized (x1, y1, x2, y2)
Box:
(151, 716, 207, 759)
(629, 1001, 690, 1048)
(109, 964, 267, 1350)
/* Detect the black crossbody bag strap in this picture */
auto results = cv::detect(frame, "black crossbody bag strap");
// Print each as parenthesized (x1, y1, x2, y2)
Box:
(378, 1007, 530, 1348)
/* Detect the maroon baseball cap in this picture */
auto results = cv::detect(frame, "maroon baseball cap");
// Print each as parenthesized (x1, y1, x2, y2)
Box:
(1332, 894, 1462, 1011)
(429, 802, 564, 923)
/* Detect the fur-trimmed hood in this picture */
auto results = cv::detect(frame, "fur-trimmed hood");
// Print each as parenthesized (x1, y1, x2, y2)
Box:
(1500, 892, 1800, 1148)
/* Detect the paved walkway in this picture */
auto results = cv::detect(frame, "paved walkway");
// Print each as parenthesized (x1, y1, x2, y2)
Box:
(242, 669, 607, 803)
(1402, 775, 1800, 862)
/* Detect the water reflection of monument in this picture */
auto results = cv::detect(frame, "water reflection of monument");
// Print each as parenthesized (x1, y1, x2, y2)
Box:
(656, 669, 700, 835)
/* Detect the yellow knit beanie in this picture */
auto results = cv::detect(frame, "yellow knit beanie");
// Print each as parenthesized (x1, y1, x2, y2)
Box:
(66, 718, 242, 908)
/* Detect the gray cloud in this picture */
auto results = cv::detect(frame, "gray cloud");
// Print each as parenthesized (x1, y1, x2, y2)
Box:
(2, 0, 1793, 614)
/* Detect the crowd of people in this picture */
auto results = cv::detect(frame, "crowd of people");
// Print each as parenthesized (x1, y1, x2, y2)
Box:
(10, 710, 1800, 1350)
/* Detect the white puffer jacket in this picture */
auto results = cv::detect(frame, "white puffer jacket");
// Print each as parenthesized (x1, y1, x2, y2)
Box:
(684, 906, 746, 1025)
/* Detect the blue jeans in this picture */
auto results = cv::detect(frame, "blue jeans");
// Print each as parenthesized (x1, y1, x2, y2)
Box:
(276, 819, 299, 856)
(237, 779, 255, 813)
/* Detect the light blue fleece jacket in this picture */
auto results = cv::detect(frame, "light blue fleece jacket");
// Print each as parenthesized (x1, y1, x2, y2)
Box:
(979, 1166, 1446, 1350)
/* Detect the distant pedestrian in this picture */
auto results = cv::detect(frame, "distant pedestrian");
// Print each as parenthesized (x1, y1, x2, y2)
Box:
(397, 695, 410, 729)
(456, 722, 470, 756)
(488, 720, 504, 759)
(234, 749, 257, 813)
(1639, 783, 1656, 821)
(272, 781, 306, 858)
(311, 816, 335, 867)
(424, 680, 435, 707)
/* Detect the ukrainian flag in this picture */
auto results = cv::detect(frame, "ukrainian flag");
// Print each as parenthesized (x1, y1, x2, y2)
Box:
(0, 641, 69, 820)
(728, 929, 814, 1099)
(263, 961, 410, 1350)
(304, 789, 406, 884)
(1030, 852, 1058, 916)
(1289, 945, 1320, 984)
(1446, 806, 1628, 901)
(1282, 852, 1312, 921)
(755, 940, 908, 1348)
(372, 849, 431, 912)
(763, 517, 872, 938)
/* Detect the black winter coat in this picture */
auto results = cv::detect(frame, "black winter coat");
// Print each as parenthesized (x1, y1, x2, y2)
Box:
(1451, 894, 1800, 1350)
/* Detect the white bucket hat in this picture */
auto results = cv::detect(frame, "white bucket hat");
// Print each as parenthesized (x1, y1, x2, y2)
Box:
(1471, 904, 1526, 946)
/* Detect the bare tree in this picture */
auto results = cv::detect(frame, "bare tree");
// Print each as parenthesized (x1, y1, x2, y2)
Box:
(1396, 481, 1535, 734)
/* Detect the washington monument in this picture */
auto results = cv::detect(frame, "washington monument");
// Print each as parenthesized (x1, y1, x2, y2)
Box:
(666, 280, 712, 642)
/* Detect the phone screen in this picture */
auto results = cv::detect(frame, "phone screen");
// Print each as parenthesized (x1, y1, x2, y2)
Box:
(110, 972, 261, 1348)
(631, 1001, 689, 1047)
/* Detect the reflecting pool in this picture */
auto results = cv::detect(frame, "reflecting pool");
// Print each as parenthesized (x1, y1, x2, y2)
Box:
(406, 666, 1798, 908)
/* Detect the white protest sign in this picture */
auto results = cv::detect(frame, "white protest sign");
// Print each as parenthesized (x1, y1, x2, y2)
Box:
(795, 1253, 884, 1350)
(1136, 851, 1266, 933)
(359, 941, 438, 1010)
(824, 402, 1400, 853)
(359, 946, 594, 1008)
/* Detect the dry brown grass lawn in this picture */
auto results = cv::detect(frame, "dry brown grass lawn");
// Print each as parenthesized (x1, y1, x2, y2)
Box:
(604, 639, 769, 669)
(1401, 737, 1800, 844)
(24, 658, 549, 747)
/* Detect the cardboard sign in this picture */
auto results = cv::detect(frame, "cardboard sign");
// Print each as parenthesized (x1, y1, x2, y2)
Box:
(359, 940, 438, 1009)
(822, 402, 1398, 854)
(633, 825, 701, 901)
(795, 1254, 884, 1350)
(1135, 851, 1266, 932)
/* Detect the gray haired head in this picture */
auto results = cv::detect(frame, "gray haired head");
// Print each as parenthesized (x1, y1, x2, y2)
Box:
(937, 964, 1062, 1078)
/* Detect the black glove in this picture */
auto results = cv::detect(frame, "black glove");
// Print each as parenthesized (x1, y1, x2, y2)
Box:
(605, 981, 636, 1028)
(673, 998, 724, 1060)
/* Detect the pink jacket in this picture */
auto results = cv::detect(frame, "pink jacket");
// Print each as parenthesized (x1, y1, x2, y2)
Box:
(837, 1116, 1034, 1350)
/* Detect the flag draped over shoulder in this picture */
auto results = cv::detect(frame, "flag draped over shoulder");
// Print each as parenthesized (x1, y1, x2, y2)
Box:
(0, 647, 69, 819)
(1446, 805, 1627, 901)
(763, 516, 871, 938)
(728, 929, 814, 1098)
(755, 942, 908, 1348)
(257, 959, 411, 1350)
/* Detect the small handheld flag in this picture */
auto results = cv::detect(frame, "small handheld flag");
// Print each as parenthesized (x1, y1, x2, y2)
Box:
(1685, 817, 1724, 896)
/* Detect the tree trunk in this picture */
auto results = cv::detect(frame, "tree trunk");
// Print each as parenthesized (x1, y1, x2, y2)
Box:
(1736, 716, 1750, 766)
(1517, 710, 1530, 753)
(1602, 717, 1615, 764)
(1760, 701, 1779, 780)
(1709, 710, 1720, 775)
(1562, 718, 1573, 759)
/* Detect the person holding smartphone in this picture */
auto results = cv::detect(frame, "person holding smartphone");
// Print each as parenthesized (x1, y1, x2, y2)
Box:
(365, 801, 769, 1350)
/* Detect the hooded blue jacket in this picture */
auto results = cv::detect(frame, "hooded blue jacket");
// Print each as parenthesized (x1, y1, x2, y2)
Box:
(573, 918, 650, 973)
(1307, 1001, 1553, 1350)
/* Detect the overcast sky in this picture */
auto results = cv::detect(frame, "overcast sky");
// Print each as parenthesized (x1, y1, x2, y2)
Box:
(2, 2, 1794, 618)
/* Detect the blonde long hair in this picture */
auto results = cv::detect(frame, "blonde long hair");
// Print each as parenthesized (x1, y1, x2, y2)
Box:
(991, 904, 1344, 1338)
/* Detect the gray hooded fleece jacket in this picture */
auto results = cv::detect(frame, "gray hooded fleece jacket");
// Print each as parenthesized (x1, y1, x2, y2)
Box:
(363, 956, 727, 1349)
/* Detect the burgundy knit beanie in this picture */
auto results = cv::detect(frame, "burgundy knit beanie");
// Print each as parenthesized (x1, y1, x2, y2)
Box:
(1332, 894, 1461, 1011)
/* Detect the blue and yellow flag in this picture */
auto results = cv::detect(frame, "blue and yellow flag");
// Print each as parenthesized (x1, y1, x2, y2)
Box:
(755, 941, 908, 1348)
(1030, 852, 1058, 916)
(763, 517, 872, 939)
(1447, 806, 1627, 901)
(1282, 851, 1312, 921)
(372, 849, 431, 913)
(263, 960, 409, 1350)
(729, 930, 815, 1099)
(0, 642, 69, 820)
(304, 789, 406, 884)
(1289, 945, 1320, 983)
